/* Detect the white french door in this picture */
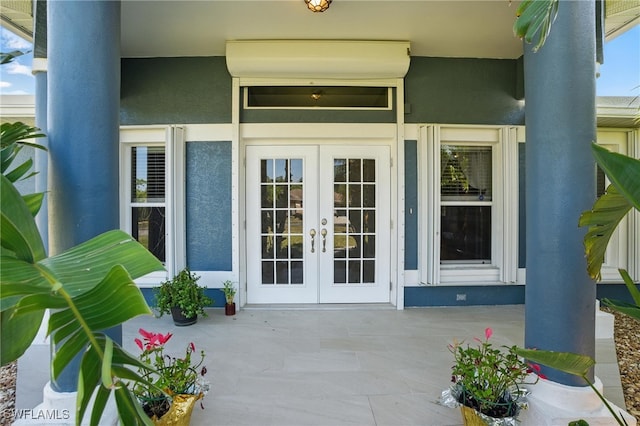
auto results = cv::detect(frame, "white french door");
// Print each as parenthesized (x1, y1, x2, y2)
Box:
(246, 145, 390, 304)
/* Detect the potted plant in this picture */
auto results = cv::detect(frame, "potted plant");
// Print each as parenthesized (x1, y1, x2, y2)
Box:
(155, 268, 213, 326)
(222, 280, 237, 316)
(132, 328, 209, 424)
(441, 327, 542, 425)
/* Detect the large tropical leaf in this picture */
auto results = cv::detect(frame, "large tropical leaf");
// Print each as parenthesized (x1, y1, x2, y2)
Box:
(0, 308, 44, 364)
(513, 0, 559, 52)
(0, 50, 28, 65)
(41, 230, 163, 297)
(1, 229, 163, 366)
(1, 117, 162, 423)
(0, 174, 46, 262)
(0, 122, 45, 151)
(591, 143, 640, 212)
(514, 347, 595, 377)
(579, 184, 632, 280)
(49, 265, 154, 375)
(77, 336, 155, 426)
(602, 270, 640, 322)
(23, 192, 45, 217)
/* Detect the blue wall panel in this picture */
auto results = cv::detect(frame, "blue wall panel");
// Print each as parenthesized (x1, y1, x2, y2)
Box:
(141, 288, 225, 308)
(186, 141, 232, 271)
(405, 285, 525, 307)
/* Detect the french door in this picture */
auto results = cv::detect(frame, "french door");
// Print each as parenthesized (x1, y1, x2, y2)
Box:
(246, 145, 390, 303)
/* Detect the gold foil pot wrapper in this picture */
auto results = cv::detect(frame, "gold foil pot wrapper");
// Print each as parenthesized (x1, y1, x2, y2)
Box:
(152, 393, 202, 426)
(440, 387, 526, 426)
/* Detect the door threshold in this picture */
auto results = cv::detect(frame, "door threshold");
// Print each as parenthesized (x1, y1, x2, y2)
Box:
(242, 303, 396, 311)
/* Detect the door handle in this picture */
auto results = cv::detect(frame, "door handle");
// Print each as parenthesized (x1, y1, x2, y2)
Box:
(321, 228, 328, 253)
(310, 229, 316, 253)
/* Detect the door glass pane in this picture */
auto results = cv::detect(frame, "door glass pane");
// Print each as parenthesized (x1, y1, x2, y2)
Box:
(333, 157, 376, 284)
(259, 158, 304, 286)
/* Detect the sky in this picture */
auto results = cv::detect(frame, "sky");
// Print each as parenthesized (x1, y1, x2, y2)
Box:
(0, 24, 638, 97)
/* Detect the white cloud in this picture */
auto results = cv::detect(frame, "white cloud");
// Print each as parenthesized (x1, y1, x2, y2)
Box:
(1, 28, 32, 51)
(4, 61, 32, 76)
(0, 81, 11, 88)
(0, 89, 30, 95)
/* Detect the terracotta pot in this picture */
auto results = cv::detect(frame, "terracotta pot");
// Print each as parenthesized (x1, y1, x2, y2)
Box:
(170, 307, 197, 326)
(225, 302, 236, 316)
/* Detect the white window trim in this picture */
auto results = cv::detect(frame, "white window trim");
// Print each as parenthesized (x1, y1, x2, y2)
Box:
(418, 124, 519, 286)
(120, 125, 184, 287)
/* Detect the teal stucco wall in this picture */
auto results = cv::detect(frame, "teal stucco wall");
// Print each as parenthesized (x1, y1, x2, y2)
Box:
(121, 57, 232, 125)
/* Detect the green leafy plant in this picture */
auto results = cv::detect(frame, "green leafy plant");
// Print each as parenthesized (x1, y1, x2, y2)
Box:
(513, 0, 559, 52)
(222, 280, 236, 305)
(1, 123, 164, 424)
(514, 347, 628, 426)
(580, 144, 640, 321)
(154, 268, 213, 319)
(447, 327, 540, 419)
(132, 328, 208, 419)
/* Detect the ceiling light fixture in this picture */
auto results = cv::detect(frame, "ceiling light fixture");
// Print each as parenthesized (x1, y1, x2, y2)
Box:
(305, 0, 331, 13)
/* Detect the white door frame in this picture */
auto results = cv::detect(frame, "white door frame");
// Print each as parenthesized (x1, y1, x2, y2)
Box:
(239, 122, 400, 306)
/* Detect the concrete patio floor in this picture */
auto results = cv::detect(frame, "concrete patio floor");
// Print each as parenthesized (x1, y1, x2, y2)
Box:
(16, 305, 626, 425)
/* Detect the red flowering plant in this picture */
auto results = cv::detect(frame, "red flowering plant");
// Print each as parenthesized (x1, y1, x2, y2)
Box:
(441, 327, 544, 422)
(132, 328, 209, 419)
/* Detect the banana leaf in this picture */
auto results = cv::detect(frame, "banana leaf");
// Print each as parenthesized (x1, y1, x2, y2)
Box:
(591, 143, 640, 212)
(579, 184, 631, 281)
(0, 174, 46, 263)
(513, 0, 559, 52)
(514, 348, 595, 377)
(602, 269, 640, 322)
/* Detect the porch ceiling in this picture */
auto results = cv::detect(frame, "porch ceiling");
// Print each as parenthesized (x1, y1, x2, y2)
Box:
(2, 1, 638, 60)
(120, 0, 524, 59)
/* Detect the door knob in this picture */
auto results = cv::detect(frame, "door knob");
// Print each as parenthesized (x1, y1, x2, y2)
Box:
(310, 229, 316, 253)
(320, 228, 327, 252)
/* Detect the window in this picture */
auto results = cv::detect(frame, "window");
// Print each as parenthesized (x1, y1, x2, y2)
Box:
(440, 145, 493, 263)
(130, 146, 166, 263)
(245, 86, 391, 109)
(420, 125, 519, 285)
(120, 126, 184, 285)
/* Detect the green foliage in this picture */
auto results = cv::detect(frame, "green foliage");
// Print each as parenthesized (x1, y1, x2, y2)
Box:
(580, 143, 640, 322)
(602, 269, 640, 322)
(590, 143, 640, 212)
(569, 421, 590, 426)
(222, 280, 236, 304)
(1, 122, 47, 218)
(579, 184, 632, 281)
(154, 268, 213, 319)
(514, 348, 627, 425)
(513, 0, 559, 52)
(0, 50, 28, 65)
(132, 329, 208, 419)
(1, 117, 164, 424)
(449, 328, 538, 417)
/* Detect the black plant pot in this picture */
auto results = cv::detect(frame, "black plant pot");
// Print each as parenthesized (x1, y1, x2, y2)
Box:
(170, 307, 197, 326)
